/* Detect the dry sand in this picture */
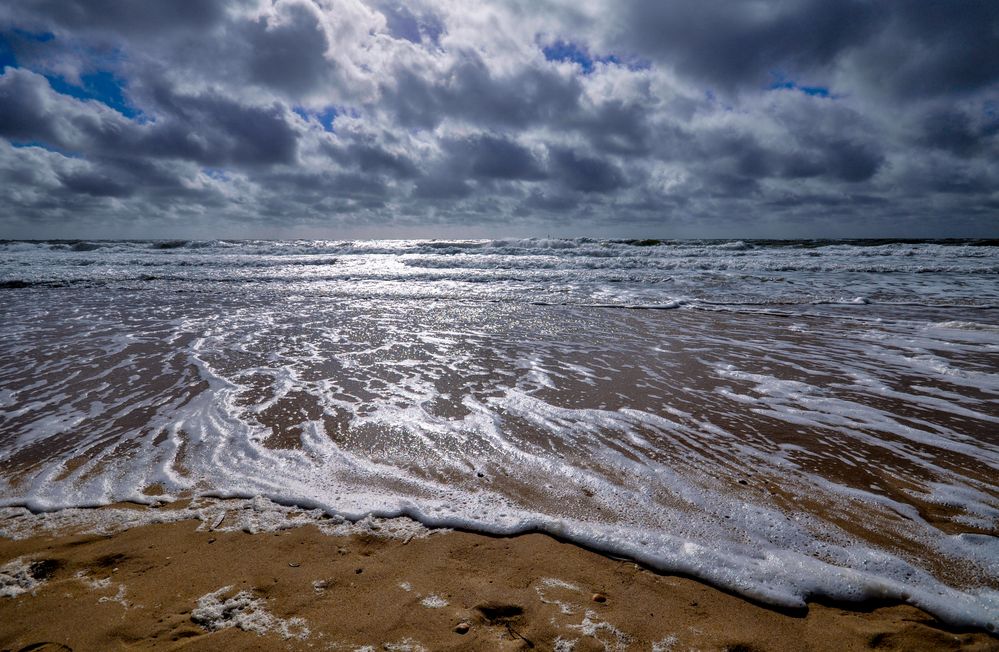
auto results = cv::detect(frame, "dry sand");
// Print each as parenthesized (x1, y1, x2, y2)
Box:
(0, 506, 996, 651)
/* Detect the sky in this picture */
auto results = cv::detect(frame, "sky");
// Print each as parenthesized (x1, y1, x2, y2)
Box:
(0, 0, 996, 239)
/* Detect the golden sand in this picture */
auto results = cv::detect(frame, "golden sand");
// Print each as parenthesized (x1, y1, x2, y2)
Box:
(1, 506, 996, 651)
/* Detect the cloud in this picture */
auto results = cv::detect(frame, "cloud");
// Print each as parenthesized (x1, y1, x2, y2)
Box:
(242, 2, 332, 96)
(610, 0, 880, 92)
(444, 134, 546, 181)
(7, 0, 232, 35)
(0, 68, 300, 166)
(550, 146, 625, 193)
(0, 0, 994, 237)
(603, 0, 999, 100)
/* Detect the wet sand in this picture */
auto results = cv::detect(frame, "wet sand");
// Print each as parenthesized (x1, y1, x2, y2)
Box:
(2, 295, 998, 643)
(1, 504, 996, 651)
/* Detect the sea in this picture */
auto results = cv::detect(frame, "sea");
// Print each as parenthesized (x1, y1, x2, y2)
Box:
(0, 238, 997, 629)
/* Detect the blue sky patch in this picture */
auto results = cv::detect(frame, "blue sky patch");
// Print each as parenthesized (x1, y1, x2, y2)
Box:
(1, 29, 57, 70)
(544, 40, 604, 73)
(294, 105, 346, 131)
(0, 35, 17, 70)
(202, 167, 230, 181)
(542, 39, 650, 74)
(46, 70, 140, 118)
(11, 140, 81, 158)
(12, 28, 54, 42)
(0, 29, 139, 118)
(770, 79, 831, 97)
(768, 72, 832, 98)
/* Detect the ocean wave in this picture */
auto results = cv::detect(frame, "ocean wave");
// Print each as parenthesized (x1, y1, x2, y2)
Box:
(0, 239, 997, 309)
(2, 238, 997, 261)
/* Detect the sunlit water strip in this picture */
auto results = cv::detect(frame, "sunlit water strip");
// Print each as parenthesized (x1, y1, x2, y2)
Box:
(2, 238, 997, 307)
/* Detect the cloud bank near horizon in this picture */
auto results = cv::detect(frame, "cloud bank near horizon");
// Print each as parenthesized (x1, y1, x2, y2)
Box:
(0, 0, 996, 238)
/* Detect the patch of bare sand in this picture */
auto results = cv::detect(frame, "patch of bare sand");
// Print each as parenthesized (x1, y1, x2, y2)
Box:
(0, 511, 996, 651)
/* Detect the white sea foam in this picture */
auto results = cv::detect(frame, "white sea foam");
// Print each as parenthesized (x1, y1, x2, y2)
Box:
(1, 240, 998, 630)
(536, 578, 583, 614)
(419, 595, 448, 608)
(0, 557, 43, 598)
(192, 585, 310, 639)
(568, 609, 631, 651)
(0, 498, 438, 543)
(652, 635, 679, 652)
(554, 637, 578, 652)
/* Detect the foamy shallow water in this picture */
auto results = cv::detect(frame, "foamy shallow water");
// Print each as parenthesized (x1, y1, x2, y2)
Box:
(0, 239, 997, 629)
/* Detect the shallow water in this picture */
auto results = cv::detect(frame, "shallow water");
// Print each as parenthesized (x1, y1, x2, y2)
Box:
(0, 239, 997, 628)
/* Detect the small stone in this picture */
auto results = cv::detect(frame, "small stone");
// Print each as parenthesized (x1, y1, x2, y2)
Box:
(289, 562, 301, 568)
(454, 622, 470, 635)
(592, 593, 607, 603)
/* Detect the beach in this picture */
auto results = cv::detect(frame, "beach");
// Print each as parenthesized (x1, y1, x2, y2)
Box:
(4, 0, 998, 642)
(1, 239, 998, 647)
(2, 499, 996, 651)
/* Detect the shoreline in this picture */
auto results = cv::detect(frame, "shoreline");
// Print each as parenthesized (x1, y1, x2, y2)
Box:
(3, 290, 998, 640)
(1, 500, 996, 651)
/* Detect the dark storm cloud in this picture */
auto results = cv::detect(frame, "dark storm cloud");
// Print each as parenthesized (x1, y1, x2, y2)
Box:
(549, 147, 625, 193)
(862, 1, 999, 99)
(575, 100, 654, 157)
(443, 134, 546, 181)
(242, 2, 331, 96)
(413, 174, 473, 200)
(0, 0, 994, 237)
(615, 0, 880, 91)
(819, 140, 883, 183)
(0, 69, 70, 146)
(375, 1, 444, 45)
(381, 51, 584, 130)
(262, 169, 389, 203)
(144, 91, 300, 166)
(57, 169, 133, 197)
(0, 68, 299, 166)
(332, 141, 420, 178)
(698, 126, 883, 185)
(611, 0, 999, 99)
(917, 108, 999, 158)
(523, 190, 579, 213)
(5, 0, 232, 35)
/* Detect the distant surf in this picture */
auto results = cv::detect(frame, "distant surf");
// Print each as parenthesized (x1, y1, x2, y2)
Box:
(0, 238, 996, 309)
